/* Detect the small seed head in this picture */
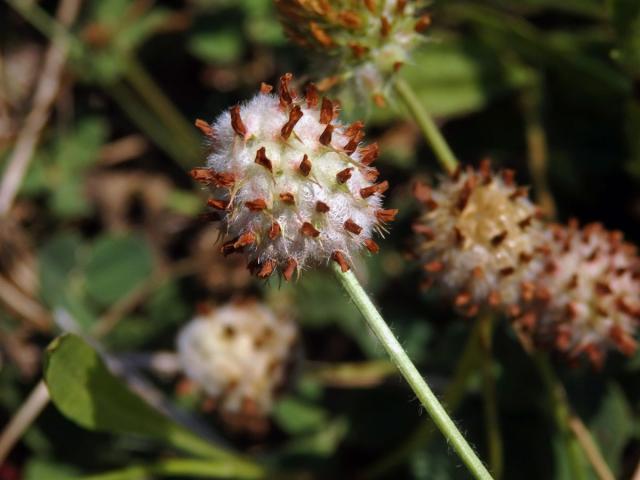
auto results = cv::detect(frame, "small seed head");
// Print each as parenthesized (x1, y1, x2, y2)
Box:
(275, 0, 429, 104)
(523, 222, 640, 367)
(193, 74, 393, 278)
(176, 302, 298, 416)
(415, 164, 545, 314)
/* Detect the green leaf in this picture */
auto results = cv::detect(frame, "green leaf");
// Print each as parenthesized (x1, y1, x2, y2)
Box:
(84, 234, 153, 307)
(188, 30, 244, 64)
(279, 418, 349, 458)
(588, 383, 633, 475)
(39, 233, 83, 306)
(609, 0, 640, 73)
(55, 118, 108, 174)
(80, 458, 263, 480)
(51, 180, 91, 218)
(273, 396, 329, 435)
(44, 334, 233, 459)
(24, 459, 80, 480)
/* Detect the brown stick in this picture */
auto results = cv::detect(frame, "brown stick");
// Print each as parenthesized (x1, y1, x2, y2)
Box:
(0, 0, 82, 215)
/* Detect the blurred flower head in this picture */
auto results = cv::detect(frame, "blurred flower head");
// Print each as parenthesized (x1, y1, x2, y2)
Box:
(414, 161, 545, 316)
(176, 302, 298, 420)
(191, 73, 396, 279)
(523, 222, 640, 367)
(275, 0, 430, 105)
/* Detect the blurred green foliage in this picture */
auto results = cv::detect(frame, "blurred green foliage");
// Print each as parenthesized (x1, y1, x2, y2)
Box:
(2, 0, 640, 478)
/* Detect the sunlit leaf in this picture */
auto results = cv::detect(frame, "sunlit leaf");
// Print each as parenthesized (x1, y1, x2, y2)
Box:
(44, 334, 231, 459)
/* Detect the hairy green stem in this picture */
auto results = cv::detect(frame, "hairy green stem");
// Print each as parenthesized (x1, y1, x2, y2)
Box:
(365, 318, 484, 478)
(333, 264, 492, 480)
(479, 314, 503, 479)
(534, 354, 588, 480)
(393, 77, 459, 174)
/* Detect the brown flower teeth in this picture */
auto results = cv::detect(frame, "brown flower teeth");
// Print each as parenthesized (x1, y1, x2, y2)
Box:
(414, 161, 545, 315)
(274, 0, 430, 105)
(191, 73, 395, 280)
(521, 222, 640, 368)
(414, 162, 640, 367)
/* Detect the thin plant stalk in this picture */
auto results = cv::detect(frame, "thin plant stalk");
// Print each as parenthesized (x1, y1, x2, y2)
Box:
(332, 264, 492, 480)
(365, 318, 485, 478)
(107, 82, 186, 163)
(520, 78, 556, 218)
(393, 77, 458, 173)
(123, 57, 201, 164)
(534, 354, 588, 480)
(0, 380, 50, 464)
(80, 457, 264, 480)
(479, 314, 503, 479)
(0, 0, 81, 216)
(6, 0, 199, 169)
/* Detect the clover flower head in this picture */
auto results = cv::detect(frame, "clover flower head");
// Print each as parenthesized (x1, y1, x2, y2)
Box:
(191, 73, 396, 279)
(176, 302, 298, 417)
(414, 161, 545, 316)
(275, 0, 430, 105)
(523, 222, 640, 367)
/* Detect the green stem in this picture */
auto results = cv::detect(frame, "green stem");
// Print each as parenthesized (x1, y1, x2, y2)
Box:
(534, 354, 588, 480)
(107, 82, 185, 162)
(365, 318, 484, 478)
(124, 57, 201, 164)
(479, 314, 503, 479)
(81, 458, 264, 480)
(333, 264, 492, 480)
(393, 77, 459, 174)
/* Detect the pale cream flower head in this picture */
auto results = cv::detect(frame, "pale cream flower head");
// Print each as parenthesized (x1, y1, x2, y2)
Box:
(414, 161, 545, 316)
(177, 302, 298, 416)
(191, 74, 396, 279)
(524, 222, 640, 367)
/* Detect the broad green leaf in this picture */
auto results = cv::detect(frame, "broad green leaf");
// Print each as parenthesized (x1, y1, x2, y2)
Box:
(84, 234, 153, 307)
(39, 233, 96, 328)
(55, 118, 108, 174)
(39, 233, 83, 306)
(105, 282, 188, 349)
(51, 180, 91, 218)
(273, 396, 329, 435)
(24, 459, 80, 480)
(44, 334, 231, 459)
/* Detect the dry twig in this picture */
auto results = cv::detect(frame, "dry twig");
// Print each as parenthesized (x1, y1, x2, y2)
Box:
(0, 0, 82, 215)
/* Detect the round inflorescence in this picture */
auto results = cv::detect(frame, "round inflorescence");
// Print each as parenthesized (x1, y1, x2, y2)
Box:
(176, 302, 298, 417)
(414, 162, 545, 317)
(274, 0, 429, 105)
(521, 221, 640, 367)
(191, 74, 396, 280)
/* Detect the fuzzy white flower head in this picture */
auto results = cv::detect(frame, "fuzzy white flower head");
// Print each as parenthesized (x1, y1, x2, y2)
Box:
(414, 162, 545, 316)
(275, 0, 430, 105)
(191, 74, 396, 279)
(176, 302, 298, 416)
(523, 222, 640, 367)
